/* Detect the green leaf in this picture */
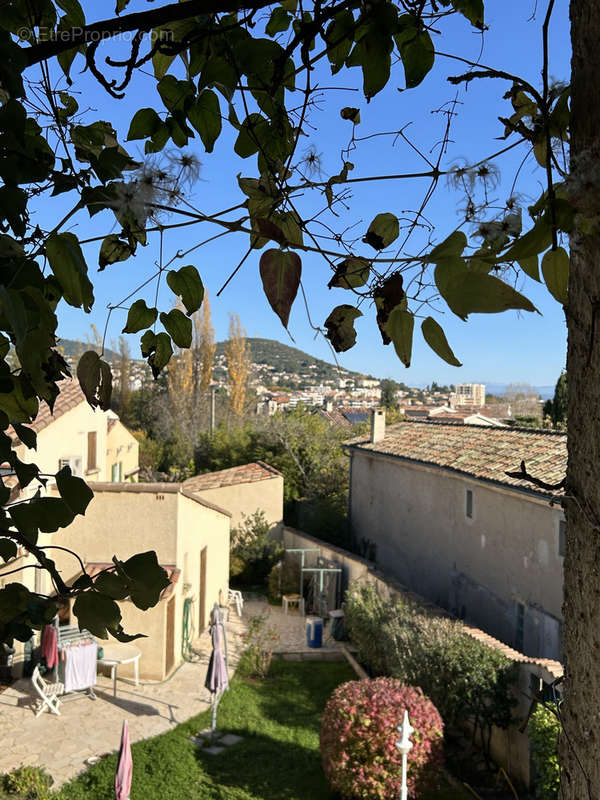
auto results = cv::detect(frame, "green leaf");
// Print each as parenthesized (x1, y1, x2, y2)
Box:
(160, 309, 192, 348)
(395, 18, 435, 88)
(384, 307, 414, 367)
(504, 217, 553, 260)
(13, 458, 39, 491)
(166, 265, 204, 315)
(0, 538, 17, 563)
(94, 571, 130, 601)
(0, 583, 29, 623)
(374, 272, 406, 344)
(149, 332, 173, 377)
(363, 213, 399, 250)
(541, 247, 569, 305)
(127, 108, 163, 141)
(259, 249, 302, 328)
(99, 235, 133, 270)
(421, 317, 462, 366)
(234, 113, 267, 158)
(12, 422, 36, 450)
(73, 591, 122, 640)
(326, 10, 355, 74)
(452, 0, 484, 28)
(519, 255, 541, 282)
(428, 231, 468, 262)
(56, 465, 93, 515)
(435, 261, 538, 319)
(140, 330, 156, 358)
(188, 90, 222, 153)
(324, 305, 362, 352)
(10, 498, 74, 537)
(45, 233, 94, 312)
(123, 300, 158, 334)
(76, 350, 113, 411)
(266, 7, 292, 36)
(328, 257, 370, 289)
(120, 551, 171, 610)
(340, 107, 361, 124)
(0, 377, 39, 423)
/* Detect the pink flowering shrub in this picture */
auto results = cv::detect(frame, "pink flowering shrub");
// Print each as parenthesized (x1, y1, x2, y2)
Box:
(320, 678, 444, 799)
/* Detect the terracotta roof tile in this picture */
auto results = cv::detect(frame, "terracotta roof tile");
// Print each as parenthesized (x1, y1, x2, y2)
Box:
(183, 461, 282, 492)
(346, 420, 566, 497)
(23, 379, 87, 437)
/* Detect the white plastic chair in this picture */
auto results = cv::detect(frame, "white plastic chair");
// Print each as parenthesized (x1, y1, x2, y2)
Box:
(31, 664, 64, 717)
(228, 589, 244, 617)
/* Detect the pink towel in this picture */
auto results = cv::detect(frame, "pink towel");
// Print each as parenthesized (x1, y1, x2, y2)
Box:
(41, 626, 58, 669)
(115, 720, 133, 800)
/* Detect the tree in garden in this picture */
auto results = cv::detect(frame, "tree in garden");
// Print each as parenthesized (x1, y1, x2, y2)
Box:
(196, 291, 216, 395)
(225, 313, 250, 418)
(0, 1, 593, 792)
(544, 370, 568, 427)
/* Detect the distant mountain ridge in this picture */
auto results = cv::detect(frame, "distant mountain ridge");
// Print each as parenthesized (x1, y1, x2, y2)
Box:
(215, 337, 371, 382)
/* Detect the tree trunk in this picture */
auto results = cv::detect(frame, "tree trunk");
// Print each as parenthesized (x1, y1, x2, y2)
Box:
(562, 2, 600, 796)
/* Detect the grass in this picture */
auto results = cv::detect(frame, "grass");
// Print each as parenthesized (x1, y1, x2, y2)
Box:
(55, 659, 355, 800)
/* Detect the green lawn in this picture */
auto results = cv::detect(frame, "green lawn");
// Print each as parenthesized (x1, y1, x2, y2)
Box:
(56, 659, 355, 800)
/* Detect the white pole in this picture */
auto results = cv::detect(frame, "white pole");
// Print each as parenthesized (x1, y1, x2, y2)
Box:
(395, 710, 414, 800)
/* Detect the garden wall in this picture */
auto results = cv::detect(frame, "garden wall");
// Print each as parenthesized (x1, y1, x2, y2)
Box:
(281, 525, 563, 788)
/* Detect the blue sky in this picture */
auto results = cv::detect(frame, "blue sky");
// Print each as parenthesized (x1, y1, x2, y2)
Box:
(41, 0, 571, 386)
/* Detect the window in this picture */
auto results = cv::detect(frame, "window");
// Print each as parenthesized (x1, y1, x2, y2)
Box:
(515, 602, 525, 652)
(111, 463, 119, 482)
(559, 520, 566, 557)
(465, 489, 473, 519)
(87, 431, 97, 472)
(59, 456, 82, 477)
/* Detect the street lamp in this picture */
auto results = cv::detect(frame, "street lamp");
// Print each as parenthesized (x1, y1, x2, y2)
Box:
(395, 710, 414, 800)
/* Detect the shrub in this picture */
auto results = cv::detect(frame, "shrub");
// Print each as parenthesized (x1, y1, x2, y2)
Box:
(230, 510, 283, 587)
(528, 704, 560, 799)
(267, 556, 301, 603)
(320, 678, 444, 799)
(0, 766, 53, 800)
(237, 614, 280, 679)
(344, 584, 516, 736)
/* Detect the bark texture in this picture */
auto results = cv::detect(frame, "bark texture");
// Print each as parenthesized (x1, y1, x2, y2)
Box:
(562, 2, 600, 797)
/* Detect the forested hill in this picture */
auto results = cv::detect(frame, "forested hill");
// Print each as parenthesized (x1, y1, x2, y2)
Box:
(215, 337, 371, 382)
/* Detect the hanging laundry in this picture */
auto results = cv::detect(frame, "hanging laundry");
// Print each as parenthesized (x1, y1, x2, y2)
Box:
(41, 625, 58, 669)
(63, 642, 97, 693)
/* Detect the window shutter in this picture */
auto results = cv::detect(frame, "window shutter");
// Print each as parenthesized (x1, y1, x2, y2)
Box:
(87, 432, 97, 471)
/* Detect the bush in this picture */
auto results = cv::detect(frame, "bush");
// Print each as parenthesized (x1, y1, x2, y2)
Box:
(236, 614, 280, 679)
(344, 584, 516, 736)
(267, 556, 301, 603)
(0, 767, 53, 800)
(320, 678, 444, 799)
(528, 704, 560, 799)
(230, 510, 283, 587)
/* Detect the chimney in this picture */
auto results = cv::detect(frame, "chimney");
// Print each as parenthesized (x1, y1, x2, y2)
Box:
(370, 408, 386, 443)
(323, 398, 333, 412)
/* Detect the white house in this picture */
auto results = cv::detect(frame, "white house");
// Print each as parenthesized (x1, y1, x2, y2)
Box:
(345, 412, 566, 661)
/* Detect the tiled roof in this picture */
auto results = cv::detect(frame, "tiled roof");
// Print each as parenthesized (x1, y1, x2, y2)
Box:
(346, 420, 566, 496)
(23, 379, 87, 437)
(183, 461, 282, 492)
(77, 563, 180, 601)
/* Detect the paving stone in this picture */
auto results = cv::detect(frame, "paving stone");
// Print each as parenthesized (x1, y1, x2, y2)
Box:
(219, 734, 243, 746)
(203, 745, 225, 755)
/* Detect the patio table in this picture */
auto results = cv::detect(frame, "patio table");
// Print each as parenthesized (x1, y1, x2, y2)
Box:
(97, 643, 141, 697)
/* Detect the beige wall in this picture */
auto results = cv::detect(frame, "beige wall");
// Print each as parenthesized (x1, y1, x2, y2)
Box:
(15, 402, 108, 481)
(194, 475, 284, 534)
(106, 420, 139, 482)
(349, 451, 564, 660)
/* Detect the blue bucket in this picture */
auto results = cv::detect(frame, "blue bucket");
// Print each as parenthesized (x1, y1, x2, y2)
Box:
(306, 617, 323, 648)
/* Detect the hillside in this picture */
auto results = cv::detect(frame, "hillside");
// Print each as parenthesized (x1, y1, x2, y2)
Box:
(215, 338, 371, 382)
(57, 338, 121, 363)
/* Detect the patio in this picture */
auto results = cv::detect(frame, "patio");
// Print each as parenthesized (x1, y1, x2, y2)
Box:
(0, 597, 347, 788)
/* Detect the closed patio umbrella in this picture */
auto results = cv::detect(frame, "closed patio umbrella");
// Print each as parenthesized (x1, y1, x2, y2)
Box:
(205, 604, 229, 739)
(115, 720, 132, 800)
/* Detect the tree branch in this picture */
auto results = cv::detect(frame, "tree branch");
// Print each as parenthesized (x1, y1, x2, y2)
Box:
(505, 459, 566, 492)
(22, 0, 278, 68)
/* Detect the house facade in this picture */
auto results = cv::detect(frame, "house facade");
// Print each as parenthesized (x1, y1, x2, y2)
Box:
(183, 461, 284, 534)
(346, 414, 566, 661)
